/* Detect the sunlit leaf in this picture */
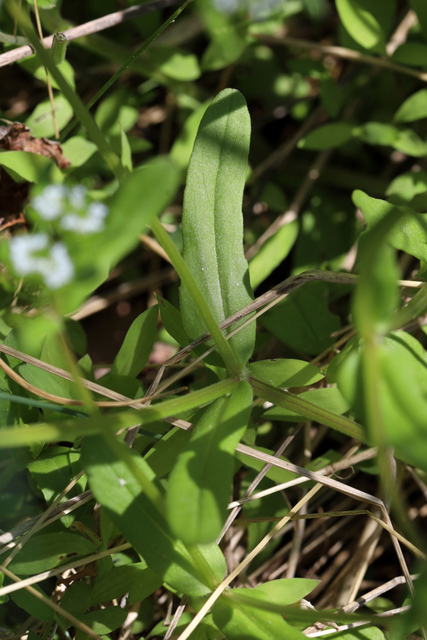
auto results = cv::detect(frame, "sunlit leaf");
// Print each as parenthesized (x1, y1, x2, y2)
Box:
(166, 381, 252, 544)
(180, 88, 255, 367)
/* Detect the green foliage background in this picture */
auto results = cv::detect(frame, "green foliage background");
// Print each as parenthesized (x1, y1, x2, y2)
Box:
(0, 0, 427, 638)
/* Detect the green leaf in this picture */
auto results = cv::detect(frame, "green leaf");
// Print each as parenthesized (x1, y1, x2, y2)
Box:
(179, 88, 255, 367)
(353, 190, 427, 262)
(166, 381, 252, 544)
(212, 589, 306, 640)
(335, 0, 385, 51)
(144, 426, 193, 479)
(81, 435, 227, 596)
(11, 584, 55, 622)
(0, 379, 239, 448)
(249, 221, 299, 289)
(149, 46, 200, 81)
(26, 94, 73, 138)
(5, 532, 96, 575)
(246, 578, 318, 607)
(96, 158, 180, 271)
(56, 582, 91, 630)
(391, 42, 427, 68)
(0, 150, 63, 183)
(111, 306, 158, 378)
(264, 387, 350, 421)
(353, 122, 399, 146)
(354, 231, 400, 336)
(260, 282, 340, 355)
(199, 2, 247, 71)
(394, 89, 427, 123)
(393, 128, 427, 157)
(170, 101, 209, 172)
(26, 0, 56, 7)
(386, 169, 427, 204)
(330, 627, 385, 639)
(78, 607, 127, 636)
(319, 77, 344, 118)
(298, 122, 354, 150)
(337, 332, 427, 469)
(34, 60, 75, 90)
(157, 296, 190, 347)
(90, 562, 152, 605)
(61, 137, 97, 168)
(247, 359, 323, 388)
(28, 446, 86, 526)
(55, 157, 180, 314)
(120, 126, 133, 172)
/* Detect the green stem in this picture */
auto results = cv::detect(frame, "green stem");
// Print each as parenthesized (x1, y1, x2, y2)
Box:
(0, 378, 239, 448)
(151, 217, 243, 377)
(249, 376, 367, 442)
(5, 0, 127, 183)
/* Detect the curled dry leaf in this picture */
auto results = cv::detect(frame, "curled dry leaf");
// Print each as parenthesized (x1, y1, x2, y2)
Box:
(0, 121, 70, 170)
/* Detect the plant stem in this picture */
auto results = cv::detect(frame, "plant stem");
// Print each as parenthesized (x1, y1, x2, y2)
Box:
(151, 217, 243, 377)
(249, 376, 367, 442)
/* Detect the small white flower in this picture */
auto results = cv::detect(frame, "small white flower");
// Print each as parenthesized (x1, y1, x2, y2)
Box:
(32, 184, 67, 220)
(61, 200, 108, 234)
(9, 233, 74, 289)
(30, 184, 109, 235)
(43, 242, 75, 289)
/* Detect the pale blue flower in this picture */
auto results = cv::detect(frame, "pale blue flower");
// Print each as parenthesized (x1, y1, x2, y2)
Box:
(61, 200, 108, 234)
(30, 184, 109, 234)
(9, 233, 74, 289)
(32, 184, 67, 220)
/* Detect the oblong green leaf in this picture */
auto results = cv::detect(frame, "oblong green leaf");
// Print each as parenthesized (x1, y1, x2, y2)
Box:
(249, 221, 299, 290)
(299, 122, 354, 150)
(149, 46, 200, 81)
(61, 136, 97, 168)
(179, 88, 255, 367)
(260, 282, 340, 355)
(353, 189, 427, 262)
(391, 42, 427, 68)
(247, 359, 324, 388)
(394, 89, 427, 123)
(0, 150, 63, 183)
(393, 128, 427, 157)
(212, 589, 306, 640)
(26, 94, 73, 138)
(354, 122, 399, 146)
(111, 305, 158, 377)
(80, 607, 127, 635)
(5, 532, 95, 575)
(166, 380, 253, 544)
(81, 435, 227, 596)
(264, 387, 350, 421)
(157, 295, 189, 347)
(336, 0, 385, 51)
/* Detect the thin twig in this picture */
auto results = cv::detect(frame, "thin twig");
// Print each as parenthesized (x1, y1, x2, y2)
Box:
(0, 0, 182, 67)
